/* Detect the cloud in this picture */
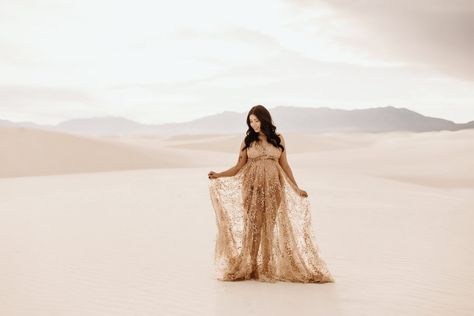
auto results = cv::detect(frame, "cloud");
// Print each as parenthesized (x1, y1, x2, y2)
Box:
(0, 0, 473, 124)
(288, 0, 474, 81)
(0, 85, 100, 123)
(0, 85, 94, 106)
(109, 46, 474, 123)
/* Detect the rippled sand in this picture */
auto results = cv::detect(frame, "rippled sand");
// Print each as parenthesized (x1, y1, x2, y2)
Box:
(0, 128, 473, 315)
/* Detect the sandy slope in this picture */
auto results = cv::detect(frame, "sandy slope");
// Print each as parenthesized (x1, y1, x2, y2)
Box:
(0, 127, 227, 178)
(3, 126, 473, 188)
(0, 127, 473, 315)
(0, 168, 472, 315)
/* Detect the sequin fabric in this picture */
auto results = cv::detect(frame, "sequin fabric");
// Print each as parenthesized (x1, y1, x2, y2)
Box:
(209, 140, 335, 283)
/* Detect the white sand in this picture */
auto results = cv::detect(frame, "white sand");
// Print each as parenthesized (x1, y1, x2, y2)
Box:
(0, 127, 473, 315)
(0, 127, 228, 178)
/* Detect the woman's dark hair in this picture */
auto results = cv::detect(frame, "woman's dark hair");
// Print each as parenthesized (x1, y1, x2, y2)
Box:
(242, 105, 284, 152)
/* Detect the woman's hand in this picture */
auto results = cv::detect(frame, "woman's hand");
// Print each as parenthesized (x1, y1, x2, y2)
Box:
(297, 188, 308, 197)
(208, 171, 220, 179)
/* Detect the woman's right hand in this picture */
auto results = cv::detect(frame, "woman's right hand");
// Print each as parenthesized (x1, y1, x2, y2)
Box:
(208, 171, 220, 179)
(297, 188, 308, 198)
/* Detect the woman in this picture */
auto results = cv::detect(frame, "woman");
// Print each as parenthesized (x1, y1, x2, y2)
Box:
(208, 105, 335, 283)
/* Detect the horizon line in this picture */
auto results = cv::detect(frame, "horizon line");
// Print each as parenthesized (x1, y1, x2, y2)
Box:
(1, 105, 472, 126)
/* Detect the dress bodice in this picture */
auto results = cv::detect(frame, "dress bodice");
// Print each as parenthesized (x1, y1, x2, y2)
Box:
(246, 140, 282, 161)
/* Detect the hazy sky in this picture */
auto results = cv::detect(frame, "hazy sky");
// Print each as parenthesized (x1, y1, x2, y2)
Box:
(1, 0, 473, 124)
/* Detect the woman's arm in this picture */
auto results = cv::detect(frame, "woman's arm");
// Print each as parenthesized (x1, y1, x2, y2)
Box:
(211, 139, 248, 178)
(278, 134, 299, 188)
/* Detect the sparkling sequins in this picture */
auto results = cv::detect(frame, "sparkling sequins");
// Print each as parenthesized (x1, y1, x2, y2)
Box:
(209, 140, 335, 283)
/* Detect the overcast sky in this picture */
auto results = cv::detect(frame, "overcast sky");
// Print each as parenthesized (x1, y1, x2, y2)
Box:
(1, 0, 473, 124)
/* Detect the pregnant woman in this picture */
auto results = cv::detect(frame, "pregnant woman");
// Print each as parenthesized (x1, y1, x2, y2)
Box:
(208, 105, 335, 283)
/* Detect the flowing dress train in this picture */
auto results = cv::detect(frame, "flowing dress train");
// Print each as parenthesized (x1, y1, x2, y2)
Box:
(209, 140, 335, 283)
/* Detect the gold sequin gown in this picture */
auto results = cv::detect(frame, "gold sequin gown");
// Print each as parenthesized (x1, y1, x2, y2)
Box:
(209, 140, 335, 283)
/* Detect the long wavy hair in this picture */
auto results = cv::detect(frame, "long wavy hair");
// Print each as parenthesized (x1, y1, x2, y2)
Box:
(242, 105, 284, 152)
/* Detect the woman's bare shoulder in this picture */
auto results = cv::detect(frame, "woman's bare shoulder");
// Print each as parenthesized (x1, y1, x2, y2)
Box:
(277, 132, 285, 143)
(240, 134, 250, 149)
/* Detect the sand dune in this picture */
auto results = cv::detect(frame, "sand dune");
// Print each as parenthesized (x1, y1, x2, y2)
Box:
(156, 132, 380, 154)
(0, 126, 473, 315)
(0, 168, 472, 315)
(2, 127, 473, 190)
(0, 127, 226, 178)
(294, 129, 474, 188)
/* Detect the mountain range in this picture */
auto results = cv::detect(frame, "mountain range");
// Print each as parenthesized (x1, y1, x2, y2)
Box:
(1, 106, 473, 136)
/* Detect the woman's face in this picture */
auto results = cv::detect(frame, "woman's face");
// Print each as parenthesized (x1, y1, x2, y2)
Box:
(249, 114, 261, 133)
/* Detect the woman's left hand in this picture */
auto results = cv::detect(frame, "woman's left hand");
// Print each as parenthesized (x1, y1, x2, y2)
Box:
(208, 171, 220, 179)
(297, 188, 308, 197)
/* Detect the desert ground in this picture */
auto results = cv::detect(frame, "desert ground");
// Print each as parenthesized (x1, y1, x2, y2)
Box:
(1, 126, 473, 315)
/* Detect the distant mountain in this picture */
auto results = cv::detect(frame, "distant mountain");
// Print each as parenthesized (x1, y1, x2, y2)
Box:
(150, 106, 474, 134)
(268, 106, 474, 133)
(0, 118, 43, 129)
(152, 111, 246, 134)
(1, 106, 473, 135)
(55, 116, 145, 135)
